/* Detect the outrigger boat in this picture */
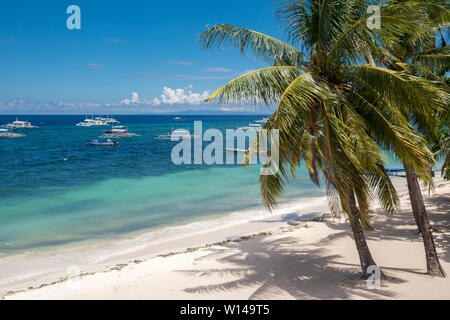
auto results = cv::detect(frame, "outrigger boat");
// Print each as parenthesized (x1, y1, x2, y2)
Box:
(156, 127, 194, 141)
(236, 117, 269, 131)
(100, 126, 140, 138)
(236, 122, 263, 131)
(76, 115, 119, 127)
(173, 116, 187, 123)
(386, 168, 406, 177)
(0, 128, 26, 138)
(254, 117, 269, 123)
(102, 115, 120, 124)
(76, 118, 108, 127)
(88, 139, 119, 146)
(2, 118, 38, 129)
(105, 126, 128, 134)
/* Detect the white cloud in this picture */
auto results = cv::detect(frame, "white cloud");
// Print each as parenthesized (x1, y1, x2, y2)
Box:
(169, 60, 195, 65)
(120, 92, 140, 105)
(118, 87, 209, 107)
(159, 87, 209, 105)
(152, 97, 161, 106)
(0, 96, 272, 114)
(202, 67, 235, 73)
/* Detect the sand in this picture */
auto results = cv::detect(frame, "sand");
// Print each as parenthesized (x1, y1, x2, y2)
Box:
(2, 178, 450, 300)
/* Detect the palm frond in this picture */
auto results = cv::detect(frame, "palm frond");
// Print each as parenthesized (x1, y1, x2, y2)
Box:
(199, 24, 305, 65)
(205, 66, 303, 106)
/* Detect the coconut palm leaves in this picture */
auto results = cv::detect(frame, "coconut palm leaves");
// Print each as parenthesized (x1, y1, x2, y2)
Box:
(206, 66, 303, 105)
(199, 0, 448, 274)
(200, 24, 307, 66)
(200, 1, 438, 213)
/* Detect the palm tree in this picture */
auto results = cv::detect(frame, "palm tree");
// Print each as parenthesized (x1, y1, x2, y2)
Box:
(374, 0, 449, 277)
(199, 0, 439, 276)
(433, 109, 450, 180)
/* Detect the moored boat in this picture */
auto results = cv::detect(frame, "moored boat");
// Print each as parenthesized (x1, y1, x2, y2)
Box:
(2, 118, 38, 129)
(88, 139, 119, 146)
(236, 122, 263, 131)
(173, 116, 187, 123)
(76, 116, 109, 127)
(105, 126, 128, 134)
(254, 117, 269, 123)
(156, 127, 194, 140)
(0, 128, 26, 138)
(102, 116, 120, 124)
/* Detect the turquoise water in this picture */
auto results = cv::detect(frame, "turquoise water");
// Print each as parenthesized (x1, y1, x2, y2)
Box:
(0, 115, 325, 255)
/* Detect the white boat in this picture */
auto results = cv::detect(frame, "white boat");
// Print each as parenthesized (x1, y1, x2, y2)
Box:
(236, 122, 263, 131)
(173, 116, 187, 123)
(102, 116, 120, 124)
(0, 128, 26, 138)
(156, 127, 195, 140)
(100, 132, 139, 138)
(100, 126, 139, 138)
(105, 126, 128, 134)
(2, 118, 38, 129)
(76, 117, 108, 127)
(88, 139, 119, 146)
(76, 118, 95, 127)
(254, 117, 269, 123)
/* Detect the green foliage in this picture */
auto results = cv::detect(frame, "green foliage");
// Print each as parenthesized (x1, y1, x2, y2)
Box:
(199, 0, 449, 225)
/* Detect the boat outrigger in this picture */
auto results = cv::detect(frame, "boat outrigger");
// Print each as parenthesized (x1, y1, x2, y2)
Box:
(100, 126, 140, 138)
(76, 116, 119, 127)
(105, 126, 128, 134)
(173, 116, 187, 123)
(2, 118, 38, 129)
(386, 169, 406, 177)
(88, 139, 119, 146)
(156, 127, 195, 141)
(0, 128, 26, 138)
(236, 117, 269, 131)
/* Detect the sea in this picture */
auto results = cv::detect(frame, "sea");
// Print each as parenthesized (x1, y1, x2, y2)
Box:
(0, 115, 332, 255)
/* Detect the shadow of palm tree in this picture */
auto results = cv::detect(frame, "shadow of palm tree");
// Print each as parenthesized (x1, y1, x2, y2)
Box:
(177, 235, 399, 299)
(176, 190, 449, 299)
(424, 193, 450, 263)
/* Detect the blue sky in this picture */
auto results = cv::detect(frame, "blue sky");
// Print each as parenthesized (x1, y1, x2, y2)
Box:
(0, 0, 286, 114)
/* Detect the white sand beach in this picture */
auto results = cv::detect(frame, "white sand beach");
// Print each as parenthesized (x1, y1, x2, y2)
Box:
(2, 178, 450, 300)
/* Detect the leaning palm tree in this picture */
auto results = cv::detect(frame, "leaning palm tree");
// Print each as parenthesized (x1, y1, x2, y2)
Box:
(373, 0, 449, 277)
(433, 109, 450, 179)
(199, 0, 438, 276)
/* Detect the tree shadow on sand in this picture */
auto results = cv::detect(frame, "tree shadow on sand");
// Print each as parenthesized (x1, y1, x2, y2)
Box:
(177, 234, 402, 299)
(176, 191, 448, 299)
(423, 193, 450, 263)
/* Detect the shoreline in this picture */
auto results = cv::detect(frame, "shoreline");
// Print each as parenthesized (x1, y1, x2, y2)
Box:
(0, 194, 330, 296)
(2, 176, 449, 299)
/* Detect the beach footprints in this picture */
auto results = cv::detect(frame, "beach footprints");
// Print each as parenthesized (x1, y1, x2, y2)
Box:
(66, 265, 82, 290)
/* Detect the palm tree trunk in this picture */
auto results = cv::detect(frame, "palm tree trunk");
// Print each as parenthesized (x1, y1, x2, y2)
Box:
(347, 191, 378, 277)
(402, 161, 446, 277)
(402, 162, 423, 233)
